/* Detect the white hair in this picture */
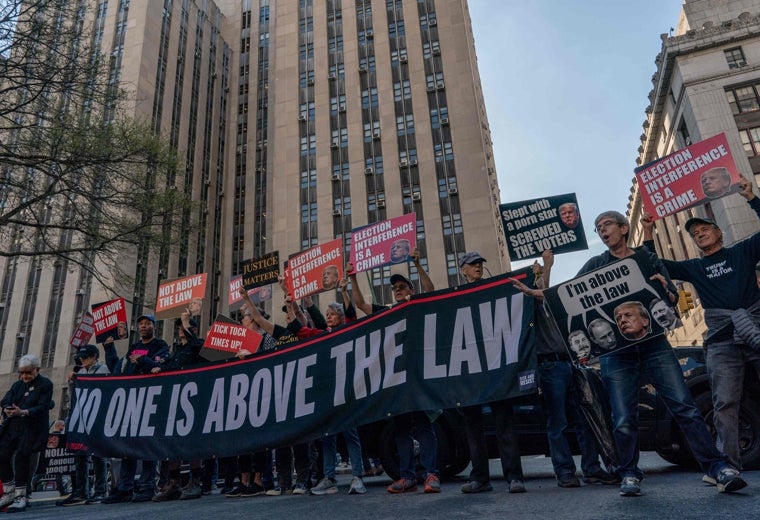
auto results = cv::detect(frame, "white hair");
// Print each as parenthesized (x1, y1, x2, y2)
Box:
(18, 354, 41, 370)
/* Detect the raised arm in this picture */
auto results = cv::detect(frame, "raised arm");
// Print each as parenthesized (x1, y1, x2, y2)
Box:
(240, 288, 275, 336)
(411, 247, 434, 292)
(347, 262, 374, 316)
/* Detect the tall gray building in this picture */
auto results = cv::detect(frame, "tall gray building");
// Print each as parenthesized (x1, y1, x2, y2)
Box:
(628, 0, 760, 346)
(0, 0, 506, 415)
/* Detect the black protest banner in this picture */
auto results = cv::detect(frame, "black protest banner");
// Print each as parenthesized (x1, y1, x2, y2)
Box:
(543, 251, 675, 361)
(67, 269, 536, 461)
(241, 252, 280, 291)
(500, 193, 588, 261)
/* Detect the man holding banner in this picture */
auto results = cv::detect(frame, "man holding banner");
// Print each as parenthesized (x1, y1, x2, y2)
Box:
(578, 210, 745, 496)
(102, 314, 169, 504)
(348, 249, 441, 494)
(458, 251, 525, 494)
(642, 177, 760, 477)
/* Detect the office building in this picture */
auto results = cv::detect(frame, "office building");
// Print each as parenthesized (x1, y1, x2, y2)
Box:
(0, 0, 506, 413)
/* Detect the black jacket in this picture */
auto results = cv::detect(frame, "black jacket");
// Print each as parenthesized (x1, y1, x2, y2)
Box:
(0, 374, 53, 454)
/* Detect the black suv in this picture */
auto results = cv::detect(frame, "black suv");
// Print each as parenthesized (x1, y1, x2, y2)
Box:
(358, 346, 760, 480)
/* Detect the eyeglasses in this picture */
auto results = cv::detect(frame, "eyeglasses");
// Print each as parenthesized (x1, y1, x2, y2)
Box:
(595, 220, 620, 234)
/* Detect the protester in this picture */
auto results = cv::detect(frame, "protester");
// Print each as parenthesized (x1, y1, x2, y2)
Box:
(152, 310, 207, 502)
(349, 249, 441, 494)
(579, 210, 744, 496)
(457, 251, 526, 494)
(57, 345, 109, 507)
(102, 314, 169, 504)
(240, 289, 315, 495)
(272, 294, 366, 496)
(515, 251, 617, 489)
(0, 354, 53, 512)
(642, 177, 760, 481)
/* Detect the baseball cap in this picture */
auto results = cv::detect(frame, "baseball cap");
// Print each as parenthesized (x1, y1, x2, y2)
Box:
(390, 274, 413, 288)
(459, 251, 487, 268)
(76, 344, 100, 359)
(684, 217, 718, 233)
(136, 314, 156, 324)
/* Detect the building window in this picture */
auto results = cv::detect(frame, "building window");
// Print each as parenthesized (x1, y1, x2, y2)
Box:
(393, 80, 412, 101)
(739, 127, 760, 156)
(726, 84, 760, 114)
(724, 47, 747, 69)
(677, 119, 691, 147)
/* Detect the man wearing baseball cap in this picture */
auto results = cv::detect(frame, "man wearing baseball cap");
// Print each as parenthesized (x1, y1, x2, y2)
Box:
(347, 248, 440, 494)
(102, 313, 169, 505)
(57, 345, 110, 506)
(458, 251, 527, 494)
(642, 176, 760, 481)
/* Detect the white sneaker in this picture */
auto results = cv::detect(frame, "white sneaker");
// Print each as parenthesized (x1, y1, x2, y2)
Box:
(348, 476, 367, 495)
(6, 495, 27, 513)
(309, 477, 338, 495)
(702, 474, 717, 486)
(0, 488, 16, 510)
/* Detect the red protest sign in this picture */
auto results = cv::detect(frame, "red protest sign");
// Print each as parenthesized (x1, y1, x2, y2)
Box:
(228, 275, 274, 310)
(155, 273, 207, 320)
(635, 133, 742, 221)
(70, 312, 95, 348)
(349, 213, 417, 273)
(286, 239, 344, 299)
(201, 315, 263, 361)
(90, 298, 128, 343)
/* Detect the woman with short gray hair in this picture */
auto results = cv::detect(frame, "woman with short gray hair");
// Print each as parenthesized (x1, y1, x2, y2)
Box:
(0, 354, 54, 512)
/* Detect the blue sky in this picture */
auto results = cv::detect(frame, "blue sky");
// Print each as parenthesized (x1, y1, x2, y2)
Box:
(469, 0, 684, 282)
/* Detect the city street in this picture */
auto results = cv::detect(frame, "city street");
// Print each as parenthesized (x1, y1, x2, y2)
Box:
(23, 452, 759, 519)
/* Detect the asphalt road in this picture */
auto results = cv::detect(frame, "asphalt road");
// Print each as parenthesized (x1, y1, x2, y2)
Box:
(23, 452, 759, 519)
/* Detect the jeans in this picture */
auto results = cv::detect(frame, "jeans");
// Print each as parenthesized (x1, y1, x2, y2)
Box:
(538, 360, 602, 478)
(706, 339, 760, 469)
(117, 459, 156, 494)
(322, 428, 363, 479)
(74, 454, 108, 498)
(600, 337, 727, 480)
(462, 400, 523, 482)
(394, 412, 438, 479)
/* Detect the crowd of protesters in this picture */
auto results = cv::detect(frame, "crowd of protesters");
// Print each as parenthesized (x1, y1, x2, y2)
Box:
(3, 184, 760, 511)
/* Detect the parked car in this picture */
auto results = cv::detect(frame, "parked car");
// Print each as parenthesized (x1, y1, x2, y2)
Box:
(358, 346, 760, 481)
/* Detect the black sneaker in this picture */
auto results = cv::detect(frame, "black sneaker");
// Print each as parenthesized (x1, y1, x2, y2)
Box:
(225, 484, 247, 498)
(85, 495, 104, 505)
(60, 495, 87, 506)
(557, 474, 580, 488)
(716, 467, 747, 493)
(132, 490, 154, 502)
(583, 469, 620, 485)
(460, 480, 493, 493)
(102, 490, 133, 504)
(240, 484, 265, 497)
